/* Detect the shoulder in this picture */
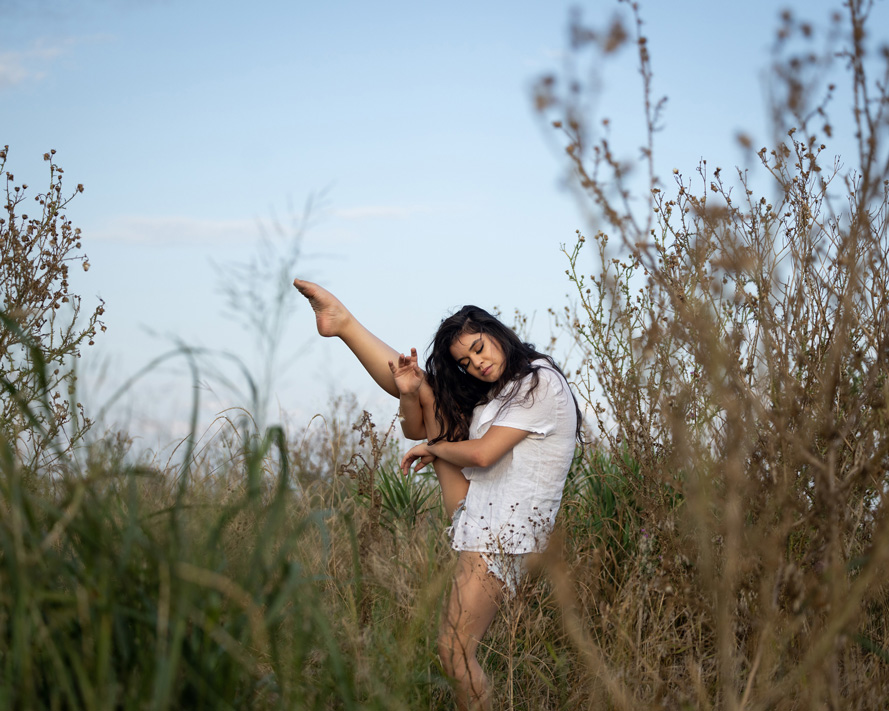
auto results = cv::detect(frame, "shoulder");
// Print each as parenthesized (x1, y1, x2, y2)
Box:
(531, 358, 564, 380)
(497, 359, 569, 407)
(530, 359, 570, 394)
(486, 359, 576, 436)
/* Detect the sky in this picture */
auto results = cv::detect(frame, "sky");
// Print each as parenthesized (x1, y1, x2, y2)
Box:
(3, 0, 887, 453)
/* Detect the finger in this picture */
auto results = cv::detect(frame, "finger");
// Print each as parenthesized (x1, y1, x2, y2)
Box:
(388, 359, 397, 373)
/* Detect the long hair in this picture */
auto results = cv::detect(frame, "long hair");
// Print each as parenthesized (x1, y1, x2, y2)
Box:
(425, 305, 583, 444)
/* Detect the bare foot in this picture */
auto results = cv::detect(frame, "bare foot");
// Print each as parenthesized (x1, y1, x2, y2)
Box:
(293, 278, 354, 338)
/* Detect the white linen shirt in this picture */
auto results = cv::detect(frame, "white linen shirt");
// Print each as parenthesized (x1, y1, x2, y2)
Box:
(449, 360, 577, 555)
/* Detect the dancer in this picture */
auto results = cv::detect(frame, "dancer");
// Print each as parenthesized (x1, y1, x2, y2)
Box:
(294, 278, 581, 711)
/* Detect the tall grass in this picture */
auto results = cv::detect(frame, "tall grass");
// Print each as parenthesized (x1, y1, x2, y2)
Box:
(2, 369, 887, 708)
(536, 0, 889, 707)
(0, 401, 446, 710)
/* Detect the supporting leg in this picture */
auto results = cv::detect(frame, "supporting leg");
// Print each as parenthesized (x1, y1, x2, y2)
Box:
(439, 552, 504, 711)
(294, 278, 469, 515)
(419, 385, 470, 517)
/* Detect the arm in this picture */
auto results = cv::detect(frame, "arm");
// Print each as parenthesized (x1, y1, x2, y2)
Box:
(389, 348, 426, 440)
(398, 392, 426, 440)
(401, 425, 530, 474)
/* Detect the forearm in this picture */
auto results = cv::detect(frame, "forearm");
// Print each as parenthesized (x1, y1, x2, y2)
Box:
(401, 426, 529, 476)
(425, 439, 486, 468)
(398, 393, 426, 440)
(426, 425, 529, 469)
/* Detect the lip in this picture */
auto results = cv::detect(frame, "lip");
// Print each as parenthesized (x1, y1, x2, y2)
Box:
(481, 365, 492, 378)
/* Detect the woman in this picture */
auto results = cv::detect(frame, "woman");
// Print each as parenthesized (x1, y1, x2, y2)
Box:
(293, 278, 581, 711)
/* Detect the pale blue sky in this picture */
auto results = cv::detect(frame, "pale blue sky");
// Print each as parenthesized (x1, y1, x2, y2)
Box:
(3, 0, 885, 448)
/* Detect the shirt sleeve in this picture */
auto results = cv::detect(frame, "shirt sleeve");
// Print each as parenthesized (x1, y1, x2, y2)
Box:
(490, 367, 563, 437)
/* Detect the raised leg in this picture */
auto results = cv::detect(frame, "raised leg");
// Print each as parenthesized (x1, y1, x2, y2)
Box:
(294, 278, 401, 397)
(295, 278, 469, 515)
(419, 385, 470, 517)
(439, 552, 504, 711)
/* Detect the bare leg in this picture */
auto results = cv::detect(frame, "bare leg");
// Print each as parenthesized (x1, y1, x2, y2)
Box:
(295, 278, 469, 514)
(419, 385, 470, 516)
(294, 278, 401, 397)
(439, 552, 503, 711)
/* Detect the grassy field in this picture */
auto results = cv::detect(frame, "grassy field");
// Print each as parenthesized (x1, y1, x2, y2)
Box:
(1, 390, 888, 709)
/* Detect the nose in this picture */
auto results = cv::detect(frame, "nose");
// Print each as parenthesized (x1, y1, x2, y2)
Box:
(471, 355, 484, 370)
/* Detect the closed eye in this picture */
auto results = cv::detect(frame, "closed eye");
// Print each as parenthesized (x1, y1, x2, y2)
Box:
(456, 335, 484, 369)
(460, 348, 482, 367)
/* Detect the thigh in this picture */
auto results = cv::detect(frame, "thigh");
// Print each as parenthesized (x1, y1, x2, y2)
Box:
(418, 378, 443, 439)
(440, 551, 504, 656)
(420, 380, 470, 516)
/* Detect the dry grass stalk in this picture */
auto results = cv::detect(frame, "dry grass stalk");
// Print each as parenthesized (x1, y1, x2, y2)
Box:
(535, 0, 889, 707)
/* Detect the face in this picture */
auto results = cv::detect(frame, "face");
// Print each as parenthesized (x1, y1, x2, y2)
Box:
(449, 331, 505, 383)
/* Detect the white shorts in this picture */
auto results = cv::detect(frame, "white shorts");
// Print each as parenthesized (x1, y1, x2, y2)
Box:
(448, 499, 530, 597)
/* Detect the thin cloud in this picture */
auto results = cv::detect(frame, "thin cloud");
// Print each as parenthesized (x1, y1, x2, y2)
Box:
(332, 205, 432, 221)
(90, 215, 258, 245)
(0, 36, 108, 89)
(0, 55, 33, 88)
(0, 41, 64, 88)
(92, 206, 444, 245)
(522, 46, 566, 70)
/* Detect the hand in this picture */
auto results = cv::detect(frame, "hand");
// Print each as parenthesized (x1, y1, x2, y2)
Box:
(389, 348, 424, 397)
(401, 442, 435, 475)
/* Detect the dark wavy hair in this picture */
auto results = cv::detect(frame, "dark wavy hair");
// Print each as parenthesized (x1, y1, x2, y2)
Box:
(425, 305, 583, 444)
